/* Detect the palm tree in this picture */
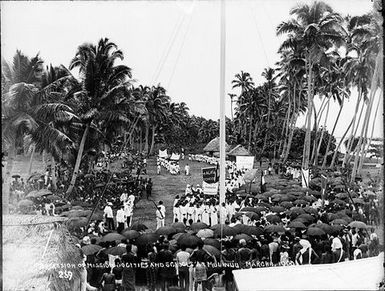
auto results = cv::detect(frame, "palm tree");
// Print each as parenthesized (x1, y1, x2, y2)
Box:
(65, 38, 132, 195)
(146, 85, 170, 156)
(277, 1, 345, 173)
(2, 51, 43, 213)
(260, 67, 277, 157)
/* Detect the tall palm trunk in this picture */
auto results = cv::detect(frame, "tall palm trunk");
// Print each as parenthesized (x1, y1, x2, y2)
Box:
(358, 92, 381, 173)
(310, 100, 319, 165)
(66, 123, 90, 195)
(149, 124, 157, 156)
(28, 145, 36, 175)
(314, 99, 330, 166)
(248, 115, 253, 152)
(321, 99, 344, 169)
(343, 86, 363, 167)
(261, 87, 271, 157)
(351, 52, 381, 182)
(282, 113, 297, 163)
(51, 157, 57, 190)
(330, 116, 355, 168)
(3, 143, 16, 214)
(144, 123, 149, 155)
(343, 95, 365, 167)
(302, 60, 314, 171)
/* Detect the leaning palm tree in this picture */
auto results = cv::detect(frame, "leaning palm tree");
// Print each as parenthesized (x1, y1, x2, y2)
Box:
(65, 38, 133, 195)
(277, 1, 345, 176)
(350, 5, 383, 181)
(2, 51, 43, 213)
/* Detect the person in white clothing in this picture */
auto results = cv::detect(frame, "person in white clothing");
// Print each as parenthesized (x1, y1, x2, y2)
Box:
(120, 192, 128, 202)
(201, 203, 210, 225)
(104, 202, 114, 230)
(156, 201, 166, 229)
(124, 200, 133, 227)
(210, 204, 218, 226)
(187, 203, 196, 224)
(116, 205, 126, 233)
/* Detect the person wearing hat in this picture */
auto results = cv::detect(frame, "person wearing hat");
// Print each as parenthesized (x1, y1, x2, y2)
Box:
(236, 239, 252, 268)
(104, 202, 114, 230)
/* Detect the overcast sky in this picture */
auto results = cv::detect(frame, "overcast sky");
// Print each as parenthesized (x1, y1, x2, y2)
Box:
(1, 0, 382, 138)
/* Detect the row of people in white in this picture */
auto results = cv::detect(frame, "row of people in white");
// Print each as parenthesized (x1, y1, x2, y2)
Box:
(173, 197, 242, 226)
(157, 157, 180, 175)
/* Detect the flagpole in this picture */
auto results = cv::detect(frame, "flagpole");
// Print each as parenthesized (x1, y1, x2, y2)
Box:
(219, 0, 226, 257)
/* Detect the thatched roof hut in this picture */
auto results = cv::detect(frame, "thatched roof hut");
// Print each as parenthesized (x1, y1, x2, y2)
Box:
(203, 137, 230, 154)
(3, 215, 84, 291)
(228, 145, 251, 157)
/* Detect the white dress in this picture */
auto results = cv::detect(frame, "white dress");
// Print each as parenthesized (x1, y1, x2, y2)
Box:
(202, 205, 210, 225)
(173, 206, 181, 223)
(210, 206, 218, 226)
(195, 206, 203, 222)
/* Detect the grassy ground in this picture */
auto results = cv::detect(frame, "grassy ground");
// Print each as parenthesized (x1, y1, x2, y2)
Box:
(132, 158, 212, 230)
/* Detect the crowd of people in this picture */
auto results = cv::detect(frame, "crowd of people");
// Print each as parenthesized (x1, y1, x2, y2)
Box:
(10, 146, 383, 291)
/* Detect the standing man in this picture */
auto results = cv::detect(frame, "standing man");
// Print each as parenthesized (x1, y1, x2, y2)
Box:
(116, 205, 126, 233)
(260, 172, 267, 193)
(124, 200, 133, 228)
(156, 201, 166, 229)
(184, 164, 190, 176)
(104, 202, 114, 230)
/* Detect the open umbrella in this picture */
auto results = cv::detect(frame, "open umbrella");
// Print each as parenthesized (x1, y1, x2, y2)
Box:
(136, 233, 160, 246)
(204, 238, 221, 249)
(81, 244, 102, 255)
(129, 223, 148, 232)
(37, 189, 53, 196)
(233, 234, 252, 242)
(303, 195, 317, 203)
(271, 206, 286, 213)
(25, 190, 40, 198)
(178, 234, 203, 248)
(72, 206, 84, 211)
(27, 172, 43, 181)
(85, 174, 94, 179)
(241, 207, 262, 214)
(203, 245, 221, 259)
(289, 207, 306, 215)
(212, 224, 238, 237)
(171, 222, 186, 232)
(46, 195, 61, 201)
(307, 227, 326, 237)
(348, 221, 367, 229)
(303, 207, 318, 216)
(241, 225, 264, 236)
(294, 199, 308, 206)
(331, 199, 346, 206)
(89, 212, 104, 221)
(352, 198, 365, 204)
(309, 223, 333, 235)
(288, 221, 306, 229)
(122, 230, 140, 240)
(196, 229, 214, 239)
(335, 193, 349, 199)
(331, 219, 348, 226)
(101, 233, 126, 242)
(18, 199, 34, 208)
(104, 246, 126, 256)
(264, 225, 285, 233)
(280, 201, 293, 209)
(66, 217, 88, 228)
(296, 214, 315, 223)
(266, 214, 281, 224)
(190, 222, 209, 232)
(12, 174, 21, 179)
(156, 226, 177, 236)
